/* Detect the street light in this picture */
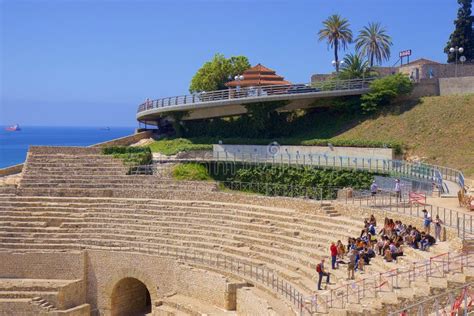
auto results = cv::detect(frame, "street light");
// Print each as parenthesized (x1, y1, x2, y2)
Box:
(331, 60, 344, 72)
(234, 75, 244, 95)
(449, 46, 464, 77)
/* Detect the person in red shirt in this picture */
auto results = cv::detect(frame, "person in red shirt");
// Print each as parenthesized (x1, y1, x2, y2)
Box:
(330, 242, 338, 269)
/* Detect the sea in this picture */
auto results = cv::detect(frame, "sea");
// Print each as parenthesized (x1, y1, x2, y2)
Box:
(0, 126, 136, 168)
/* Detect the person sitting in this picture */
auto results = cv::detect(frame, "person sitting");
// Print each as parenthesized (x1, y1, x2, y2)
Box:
(384, 248, 393, 262)
(420, 233, 436, 251)
(369, 215, 377, 227)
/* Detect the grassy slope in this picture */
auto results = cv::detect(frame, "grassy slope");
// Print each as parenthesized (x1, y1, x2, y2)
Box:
(148, 95, 474, 177)
(331, 95, 474, 176)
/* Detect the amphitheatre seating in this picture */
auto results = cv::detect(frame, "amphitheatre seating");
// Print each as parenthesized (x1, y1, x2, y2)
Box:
(1, 145, 471, 315)
(0, 194, 462, 315)
(19, 146, 217, 197)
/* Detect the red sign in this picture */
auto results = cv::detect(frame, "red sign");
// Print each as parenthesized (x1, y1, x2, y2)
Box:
(399, 50, 412, 58)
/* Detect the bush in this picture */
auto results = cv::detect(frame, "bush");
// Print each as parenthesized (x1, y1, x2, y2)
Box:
(172, 163, 211, 181)
(148, 138, 212, 155)
(102, 146, 152, 166)
(361, 74, 413, 112)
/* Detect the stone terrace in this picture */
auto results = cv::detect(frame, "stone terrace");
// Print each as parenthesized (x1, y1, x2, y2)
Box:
(0, 146, 472, 315)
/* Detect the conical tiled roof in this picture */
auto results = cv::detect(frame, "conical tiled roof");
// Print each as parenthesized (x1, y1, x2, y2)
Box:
(225, 63, 291, 87)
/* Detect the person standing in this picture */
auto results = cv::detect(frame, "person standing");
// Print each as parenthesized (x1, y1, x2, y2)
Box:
(347, 250, 355, 280)
(433, 215, 443, 241)
(370, 181, 378, 197)
(330, 242, 338, 269)
(316, 259, 330, 290)
(422, 209, 432, 234)
(394, 179, 402, 202)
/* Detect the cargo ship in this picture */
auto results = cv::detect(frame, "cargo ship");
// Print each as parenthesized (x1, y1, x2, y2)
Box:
(5, 124, 21, 131)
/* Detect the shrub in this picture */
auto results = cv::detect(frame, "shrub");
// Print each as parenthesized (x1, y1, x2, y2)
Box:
(148, 138, 212, 155)
(102, 146, 152, 166)
(361, 74, 413, 112)
(172, 163, 211, 181)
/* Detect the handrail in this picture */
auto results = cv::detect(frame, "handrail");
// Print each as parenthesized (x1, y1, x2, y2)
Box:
(153, 152, 465, 191)
(137, 77, 375, 114)
(387, 281, 474, 315)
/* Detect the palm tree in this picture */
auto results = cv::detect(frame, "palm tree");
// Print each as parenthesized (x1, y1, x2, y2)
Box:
(318, 14, 353, 72)
(355, 22, 393, 67)
(338, 53, 371, 79)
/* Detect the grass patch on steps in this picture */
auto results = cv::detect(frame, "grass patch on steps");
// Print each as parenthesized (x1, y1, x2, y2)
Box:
(172, 163, 212, 181)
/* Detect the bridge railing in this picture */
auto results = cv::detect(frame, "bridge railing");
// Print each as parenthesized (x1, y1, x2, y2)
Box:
(137, 77, 375, 113)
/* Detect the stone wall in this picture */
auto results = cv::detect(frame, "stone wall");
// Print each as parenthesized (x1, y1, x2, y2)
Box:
(236, 287, 278, 316)
(0, 163, 23, 177)
(0, 251, 85, 280)
(439, 76, 474, 96)
(28, 146, 101, 155)
(175, 264, 244, 310)
(408, 78, 440, 98)
(214, 144, 394, 161)
(91, 131, 152, 148)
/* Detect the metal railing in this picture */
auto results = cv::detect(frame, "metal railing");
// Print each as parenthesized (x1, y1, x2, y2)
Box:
(341, 189, 474, 240)
(387, 281, 474, 315)
(311, 251, 473, 314)
(110, 244, 309, 315)
(137, 78, 375, 113)
(154, 153, 465, 192)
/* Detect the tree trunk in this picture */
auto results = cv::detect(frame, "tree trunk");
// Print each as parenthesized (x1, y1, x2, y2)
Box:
(370, 53, 374, 67)
(334, 40, 339, 72)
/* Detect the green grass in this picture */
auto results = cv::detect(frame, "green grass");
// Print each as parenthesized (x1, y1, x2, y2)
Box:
(172, 163, 212, 181)
(147, 138, 212, 155)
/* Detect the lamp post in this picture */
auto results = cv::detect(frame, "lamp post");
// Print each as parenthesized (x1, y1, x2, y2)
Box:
(234, 75, 244, 96)
(331, 60, 344, 72)
(449, 46, 464, 77)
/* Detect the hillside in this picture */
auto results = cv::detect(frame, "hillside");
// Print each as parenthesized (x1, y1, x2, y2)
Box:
(149, 94, 474, 177)
(329, 95, 474, 177)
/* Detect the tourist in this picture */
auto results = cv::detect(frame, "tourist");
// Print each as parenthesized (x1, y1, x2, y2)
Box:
(394, 179, 402, 202)
(316, 259, 330, 290)
(347, 250, 356, 280)
(422, 209, 432, 234)
(369, 214, 377, 227)
(420, 232, 436, 251)
(336, 240, 346, 259)
(370, 181, 378, 197)
(330, 242, 338, 269)
(434, 215, 444, 241)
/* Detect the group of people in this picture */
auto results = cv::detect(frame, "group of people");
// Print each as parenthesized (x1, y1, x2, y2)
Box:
(316, 211, 444, 290)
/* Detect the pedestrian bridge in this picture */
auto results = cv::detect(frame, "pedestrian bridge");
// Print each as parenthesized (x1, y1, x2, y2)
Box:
(136, 78, 374, 124)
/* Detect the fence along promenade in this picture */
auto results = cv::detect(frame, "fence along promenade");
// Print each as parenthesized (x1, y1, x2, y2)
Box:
(137, 78, 375, 114)
(153, 152, 465, 193)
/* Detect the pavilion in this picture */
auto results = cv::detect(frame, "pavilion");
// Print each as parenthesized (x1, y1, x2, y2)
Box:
(225, 63, 291, 88)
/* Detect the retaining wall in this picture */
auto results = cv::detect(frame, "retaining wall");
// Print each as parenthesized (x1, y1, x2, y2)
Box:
(0, 164, 23, 177)
(439, 76, 474, 96)
(214, 144, 394, 161)
(91, 131, 152, 148)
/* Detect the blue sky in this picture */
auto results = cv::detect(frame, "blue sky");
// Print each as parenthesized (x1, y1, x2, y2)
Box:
(0, 0, 459, 127)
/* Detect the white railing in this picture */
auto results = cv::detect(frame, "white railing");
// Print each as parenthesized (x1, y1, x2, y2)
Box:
(137, 78, 375, 113)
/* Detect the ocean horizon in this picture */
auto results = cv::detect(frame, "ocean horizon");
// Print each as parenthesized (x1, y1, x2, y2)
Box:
(0, 126, 136, 168)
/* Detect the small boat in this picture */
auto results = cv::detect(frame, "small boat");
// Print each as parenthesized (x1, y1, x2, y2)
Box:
(99, 127, 111, 131)
(5, 124, 21, 131)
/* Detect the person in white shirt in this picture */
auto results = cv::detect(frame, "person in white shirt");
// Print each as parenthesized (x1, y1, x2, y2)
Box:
(394, 179, 402, 202)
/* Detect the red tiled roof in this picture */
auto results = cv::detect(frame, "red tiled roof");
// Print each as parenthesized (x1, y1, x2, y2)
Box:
(225, 63, 291, 87)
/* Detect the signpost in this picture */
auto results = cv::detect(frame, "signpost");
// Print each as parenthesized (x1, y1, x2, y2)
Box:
(399, 49, 412, 65)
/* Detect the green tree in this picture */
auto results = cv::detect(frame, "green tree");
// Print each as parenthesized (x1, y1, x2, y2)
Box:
(355, 22, 392, 67)
(318, 14, 353, 72)
(189, 54, 250, 93)
(360, 74, 413, 112)
(444, 0, 473, 63)
(338, 53, 372, 79)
